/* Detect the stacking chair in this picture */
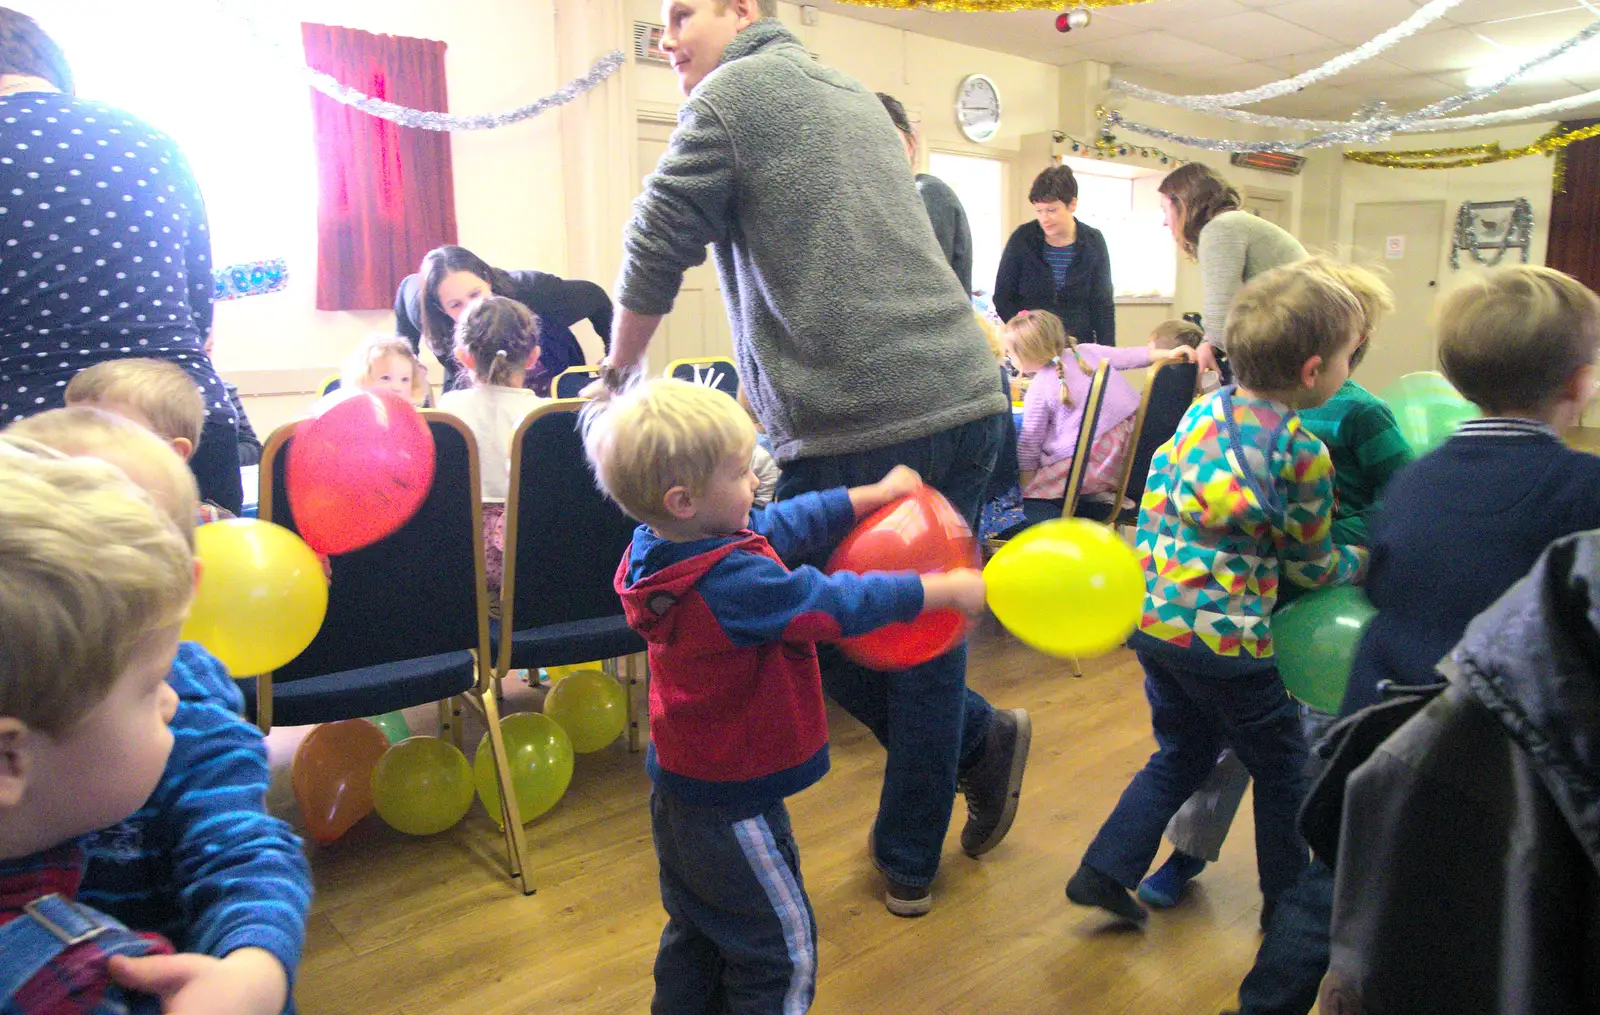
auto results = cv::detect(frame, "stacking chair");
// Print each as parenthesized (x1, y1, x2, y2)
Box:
(1077, 360, 1199, 532)
(497, 401, 648, 749)
(666, 356, 739, 398)
(252, 412, 535, 893)
(315, 374, 341, 398)
(553, 365, 604, 399)
(991, 360, 1110, 542)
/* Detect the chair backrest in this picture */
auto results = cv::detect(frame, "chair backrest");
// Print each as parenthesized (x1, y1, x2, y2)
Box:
(259, 412, 488, 681)
(317, 374, 341, 398)
(1109, 359, 1200, 522)
(553, 365, 603, 399)
(500, 401, 639, 662)
(666, 356, 739, 398)
(1060, 361, 1111, 518)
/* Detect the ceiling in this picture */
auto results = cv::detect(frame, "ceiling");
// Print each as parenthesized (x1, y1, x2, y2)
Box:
(804, 0, 1600, 122)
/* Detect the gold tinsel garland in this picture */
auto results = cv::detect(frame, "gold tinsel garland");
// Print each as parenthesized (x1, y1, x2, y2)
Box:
(1343, 122, 1600, 193)
(826, 0, 1156, 11)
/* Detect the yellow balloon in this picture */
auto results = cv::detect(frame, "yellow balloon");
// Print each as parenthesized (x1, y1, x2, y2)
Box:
(542, 663, 596, 685)
(543, 670, 627, 753)
(371, 737, 475, 836)
(474, 713, 574, 828)
(180, 519, 328, 675)
(985, 519, 1144, 658)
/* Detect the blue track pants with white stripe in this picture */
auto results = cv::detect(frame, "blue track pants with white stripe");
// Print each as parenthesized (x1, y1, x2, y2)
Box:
(651, 791, 817, 1015)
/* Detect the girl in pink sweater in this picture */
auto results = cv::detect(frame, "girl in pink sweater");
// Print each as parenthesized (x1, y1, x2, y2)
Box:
(1005, 310, 1190, 506)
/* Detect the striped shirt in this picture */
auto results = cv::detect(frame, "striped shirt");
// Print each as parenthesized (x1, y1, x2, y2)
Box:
(77, 643, 311, 993)
(1294, 380, 1414, 547)
(1041, 241, 1078, 290)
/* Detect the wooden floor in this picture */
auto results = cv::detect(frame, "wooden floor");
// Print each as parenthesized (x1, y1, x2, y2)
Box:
(273, 616, 1275, 1015)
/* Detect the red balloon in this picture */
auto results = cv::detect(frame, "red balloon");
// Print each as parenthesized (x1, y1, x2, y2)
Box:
(825, 485, 981, 670)
(286, 389, 435, 555)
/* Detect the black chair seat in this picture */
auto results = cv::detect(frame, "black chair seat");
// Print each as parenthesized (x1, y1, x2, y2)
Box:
(238, 650, 476, 728)
(490, 616, 646, 672)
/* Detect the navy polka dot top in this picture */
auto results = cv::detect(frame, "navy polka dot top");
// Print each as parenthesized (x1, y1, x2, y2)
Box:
(0, 91, 234, 426)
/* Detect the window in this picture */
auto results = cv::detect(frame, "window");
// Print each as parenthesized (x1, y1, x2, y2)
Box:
(25, 0, 318, 270)
(928, 151, 1004, 298)
(1063, 158, 1177, 302)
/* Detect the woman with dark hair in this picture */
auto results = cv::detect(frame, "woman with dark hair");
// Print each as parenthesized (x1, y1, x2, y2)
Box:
(0, 8, 244, 513)
(1158, 162, 1306, 377)
(993, 164, 1115, 345)
(877, 92, 972, 294)
(394, 245, 612, 395)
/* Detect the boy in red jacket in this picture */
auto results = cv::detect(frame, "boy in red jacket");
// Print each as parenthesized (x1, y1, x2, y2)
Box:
(587, 379, 986, 1014)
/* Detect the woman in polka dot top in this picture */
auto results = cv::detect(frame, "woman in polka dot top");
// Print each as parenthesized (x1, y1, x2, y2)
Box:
(0, 11, 243, 513)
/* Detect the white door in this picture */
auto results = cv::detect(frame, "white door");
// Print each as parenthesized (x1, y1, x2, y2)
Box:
(636, 120, 736, 375)
(1352, 201, 1447, 394)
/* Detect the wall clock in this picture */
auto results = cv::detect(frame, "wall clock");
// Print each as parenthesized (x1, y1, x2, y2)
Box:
(957, 74, 1001, 143)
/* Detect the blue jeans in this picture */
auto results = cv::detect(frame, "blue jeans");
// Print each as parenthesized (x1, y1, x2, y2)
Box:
(651, 792, 817, 1015)
(1082, 650, 1311, 902)
(774, 413, 1007, 886)
(1236, 859, 1335, 1015)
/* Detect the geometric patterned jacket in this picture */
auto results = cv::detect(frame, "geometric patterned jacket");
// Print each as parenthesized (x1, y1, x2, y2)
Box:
(1129, 387, 1368, 673)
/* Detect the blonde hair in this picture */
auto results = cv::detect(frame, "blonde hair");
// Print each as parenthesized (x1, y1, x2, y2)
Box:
(343, 335, 432, 405)
(6, 408, 200, 550)
(1002, 309, 1093, 407)
(973, 310, 1004, 362)
(1437, 264, 1600, 414)
(64, 358, 204, 448)
(1149, 319, 1204, 351)
(0, 447, 193, 736)
(584, 378, 755, 528)
(1317, 261, 1395, 370)
(1226, 259, 1364, 393)
(453, 297, 540, 389)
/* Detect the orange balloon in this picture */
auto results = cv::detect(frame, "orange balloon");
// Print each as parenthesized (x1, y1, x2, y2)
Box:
(292, 719, 391, 844)
(825, 485, 981, 670)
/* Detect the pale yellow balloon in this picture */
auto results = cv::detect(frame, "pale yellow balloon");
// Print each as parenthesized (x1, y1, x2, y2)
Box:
(985, 519, 1144, 658)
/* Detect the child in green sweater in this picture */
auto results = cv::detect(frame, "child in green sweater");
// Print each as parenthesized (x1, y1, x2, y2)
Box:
(1138, 260, 1413, 911)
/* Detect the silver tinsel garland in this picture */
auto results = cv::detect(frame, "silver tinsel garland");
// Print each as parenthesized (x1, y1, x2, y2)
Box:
(1109, 0, 1465, 110)
(1109, 18, 1600, 153)
(1175, 85, 1600, 134)
(302, 51, 625, 131)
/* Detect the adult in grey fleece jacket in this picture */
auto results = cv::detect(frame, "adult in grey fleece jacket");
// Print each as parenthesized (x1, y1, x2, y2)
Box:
(614, 18, 1006, 465)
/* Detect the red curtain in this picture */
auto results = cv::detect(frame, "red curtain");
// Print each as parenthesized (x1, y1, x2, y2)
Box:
(302, 23, 457, 311)
(1547, 119, 1600, 293)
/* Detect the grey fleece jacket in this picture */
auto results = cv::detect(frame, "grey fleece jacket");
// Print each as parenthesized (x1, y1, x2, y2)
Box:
(616, 19, 1006, 464)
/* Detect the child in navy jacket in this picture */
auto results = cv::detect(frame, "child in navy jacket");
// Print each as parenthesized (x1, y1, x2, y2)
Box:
(589, 379, 985, 1014)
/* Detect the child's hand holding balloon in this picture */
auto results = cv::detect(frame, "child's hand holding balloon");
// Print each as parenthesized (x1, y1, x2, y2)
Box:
(922, 569, 988, 617)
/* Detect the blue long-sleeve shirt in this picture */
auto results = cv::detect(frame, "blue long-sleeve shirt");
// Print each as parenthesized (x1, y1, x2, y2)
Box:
(78, 643, 311, 992)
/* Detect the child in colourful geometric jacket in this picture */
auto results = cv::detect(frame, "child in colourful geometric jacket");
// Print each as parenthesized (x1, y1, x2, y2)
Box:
(587, 378, 986, 1013)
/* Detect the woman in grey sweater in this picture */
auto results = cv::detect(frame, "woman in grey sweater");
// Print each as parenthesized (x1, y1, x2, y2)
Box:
(1158, 163, 1306, 377)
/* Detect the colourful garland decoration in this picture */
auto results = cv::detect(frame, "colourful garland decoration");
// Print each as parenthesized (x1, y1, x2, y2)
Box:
(212, 258, 289, 301)
(1343, 122, 1600, 193)
(826, 0, 1155, 10)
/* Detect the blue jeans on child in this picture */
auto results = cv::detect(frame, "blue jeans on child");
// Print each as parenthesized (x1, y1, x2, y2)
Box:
(651, 791, 817, 1015)
(774, 413, 1008, 888)
(1082, 649, 1311, 903)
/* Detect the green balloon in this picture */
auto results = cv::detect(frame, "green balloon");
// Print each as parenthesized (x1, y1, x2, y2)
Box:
(474, 712, 574, 827)
(366, 711, 411, 745)
(1271, 586, 1376, 714)
(1382, 371, 1478, 455)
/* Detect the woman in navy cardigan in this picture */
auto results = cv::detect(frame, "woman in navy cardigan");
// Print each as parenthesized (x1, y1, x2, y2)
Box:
(993, 165, 1116, 345)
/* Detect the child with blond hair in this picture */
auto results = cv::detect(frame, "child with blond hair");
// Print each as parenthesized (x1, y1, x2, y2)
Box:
(1066, 260, 1368, 927)
(0, 448, 190, 1015)
(343, 334, 432, 406)
(3, 410, 312, 1015)
(587, 378, 985, 1005)
(1005, 309, 1191, 529)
